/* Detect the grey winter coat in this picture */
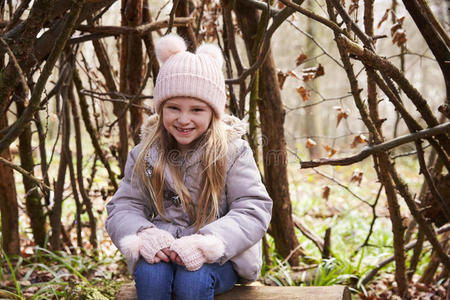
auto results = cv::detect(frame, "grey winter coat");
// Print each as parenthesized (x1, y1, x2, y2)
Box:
(105, 115, 272, 281)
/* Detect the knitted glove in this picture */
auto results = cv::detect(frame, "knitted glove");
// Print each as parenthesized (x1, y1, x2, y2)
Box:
(139, 227, 175, 264)
(170, 234, 225, 271)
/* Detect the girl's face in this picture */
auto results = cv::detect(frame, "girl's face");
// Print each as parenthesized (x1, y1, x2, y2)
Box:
(162, 97, 213, 151)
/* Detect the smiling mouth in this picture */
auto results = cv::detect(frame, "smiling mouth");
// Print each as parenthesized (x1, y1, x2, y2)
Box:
(175, 126, 194, 134)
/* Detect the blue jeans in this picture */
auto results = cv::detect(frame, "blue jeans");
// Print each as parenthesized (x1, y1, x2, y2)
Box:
(134, 258, 238, 300)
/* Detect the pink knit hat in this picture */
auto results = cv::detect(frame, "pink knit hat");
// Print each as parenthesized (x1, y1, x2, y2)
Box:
(153, 34, 226, 118)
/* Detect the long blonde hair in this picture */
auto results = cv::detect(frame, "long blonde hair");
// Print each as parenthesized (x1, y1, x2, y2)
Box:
(133, 108, 228, 231)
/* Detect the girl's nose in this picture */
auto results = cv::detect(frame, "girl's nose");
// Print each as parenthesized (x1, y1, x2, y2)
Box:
(177, 112, 190, 125)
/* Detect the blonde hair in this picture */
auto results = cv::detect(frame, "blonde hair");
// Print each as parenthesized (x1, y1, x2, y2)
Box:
(134, 107, 228, 231)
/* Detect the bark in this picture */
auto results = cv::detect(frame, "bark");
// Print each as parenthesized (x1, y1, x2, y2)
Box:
(49, 95, 69, 251)
(142, 1, 160, 87)
(123, 0, 144, 145)
(0, 114, 19, 255)
(0, 0, 53, 111)
(401, 0, 450, 100)
(0, 0, 84, 155)
(235, 2, 301, 266)
(175, 0, 197, 50)
(17, 99, 46, 248)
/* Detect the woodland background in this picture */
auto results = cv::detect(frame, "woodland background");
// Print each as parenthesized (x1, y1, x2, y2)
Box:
(0, 0, 449, 299)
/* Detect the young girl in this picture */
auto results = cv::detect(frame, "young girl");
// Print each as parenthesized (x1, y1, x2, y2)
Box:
(106, 33, 272, 300)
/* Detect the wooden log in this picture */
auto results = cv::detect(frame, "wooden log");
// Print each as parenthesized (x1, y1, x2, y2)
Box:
(115, 283, 351, 300)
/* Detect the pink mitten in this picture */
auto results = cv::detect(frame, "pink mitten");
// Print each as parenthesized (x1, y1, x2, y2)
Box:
(139, 227, 174, 264)
(170, 234, 225, 271)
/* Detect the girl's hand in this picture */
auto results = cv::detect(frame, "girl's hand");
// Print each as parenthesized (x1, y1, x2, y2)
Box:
(138, 227, 175, 264)
(154, 248, 171, 263)
(170, 234, 224, 271)
(169, 251, 185, 266)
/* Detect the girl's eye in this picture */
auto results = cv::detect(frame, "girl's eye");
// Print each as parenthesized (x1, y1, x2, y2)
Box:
(193, 108, 204, 112)
(167, 106, 179, 110)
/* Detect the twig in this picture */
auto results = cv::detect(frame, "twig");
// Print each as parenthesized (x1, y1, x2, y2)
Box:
(311, 168, 372, 206)
(300, 122, 450, 168)
(361, 224, 450, 286)
(0, 37, 30, 104)
(279, 0, 346, 36)
(226, 2, 301, 84)
(0, 0, 84, 154)
(286, 19, 343, 68)
(166, 0, 180, 34)
(75, 17, 193, 36)
(292, 214, 324, 253)
(415, 140, 450, 220)
(0, 157, 51, 192)
(354, 184, 383, 254)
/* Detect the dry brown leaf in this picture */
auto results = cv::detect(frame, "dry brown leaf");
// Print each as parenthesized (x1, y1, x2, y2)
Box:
(334, 106, 349, 127)
(315, 64, 325, 77)
(277, 2, 285, 9)
(322, 185, 331, 201)
(390, 16, 407, 47)
(323, 144, 337, 157)
(278, 70, 288, 89)
(306, 138, 317, 148)
(377, 8, 390, 29)
(302, 64, 325, 82)
(348, 3, 358, 14)
(296, 53, 308, 66)
(288, 70, 300, 80)
(350, 170, 363, 185)
(350, 134, 368, 148)
(296, 86, 310, 101)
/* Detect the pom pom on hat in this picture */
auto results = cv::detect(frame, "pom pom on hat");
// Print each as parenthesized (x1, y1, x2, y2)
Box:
(196, 43, 223, 67)
(155, 33, 187, 63)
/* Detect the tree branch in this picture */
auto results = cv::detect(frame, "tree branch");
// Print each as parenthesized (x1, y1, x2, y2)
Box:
(0, 0, 84, 154)
(300, 122, 450, 168)
(75, 17, 192, 36)
(0, 157, 51, 192)
(361, 224, 450, 286)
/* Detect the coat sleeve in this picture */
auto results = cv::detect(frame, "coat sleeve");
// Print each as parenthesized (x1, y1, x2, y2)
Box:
(199, 140, 273, 263)
(105, 145, 155, 253)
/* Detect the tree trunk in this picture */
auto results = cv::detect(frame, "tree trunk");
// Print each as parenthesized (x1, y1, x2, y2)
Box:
(17, 100, 47, 248)
(0, 114, 19, 255)
(122, 0, 144, 145)
(235, 3, 301, 266)
(49, 95, 69, 251)
(175, 0, 198, 50)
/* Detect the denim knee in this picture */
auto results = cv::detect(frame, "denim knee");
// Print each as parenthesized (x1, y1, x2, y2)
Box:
(134, 259, 174, 300)
(173, 262, 237, 300)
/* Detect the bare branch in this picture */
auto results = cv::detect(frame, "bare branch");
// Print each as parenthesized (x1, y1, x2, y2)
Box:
(0, 37, 30, 104)
(279, 0, 346, 36)
(300, 122, 450, 168)
(361, 224, 450, 286)
(75, 17, 193, 36)
(0, 157, 51, 192)
(0, 0, 84, 154)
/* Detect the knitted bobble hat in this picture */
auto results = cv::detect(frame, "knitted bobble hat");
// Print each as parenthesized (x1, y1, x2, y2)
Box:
(153, 33, 226, 118)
